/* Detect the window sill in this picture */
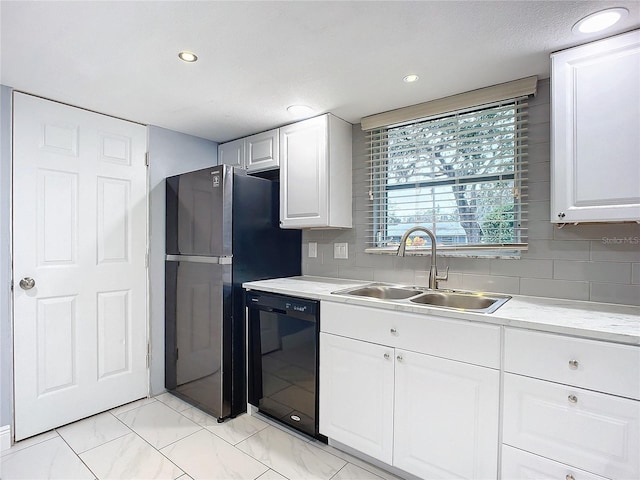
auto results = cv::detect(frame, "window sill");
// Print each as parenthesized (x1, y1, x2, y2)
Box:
(365, 245, 527, 259)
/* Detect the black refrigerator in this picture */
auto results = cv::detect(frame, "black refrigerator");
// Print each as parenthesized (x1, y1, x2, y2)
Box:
(165, 165, 301, 421)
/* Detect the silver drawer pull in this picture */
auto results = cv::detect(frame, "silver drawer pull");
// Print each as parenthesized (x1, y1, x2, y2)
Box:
(568, 359, 579, 370)
(390, 328, 397, 335)
(566, 475, 575, 480)
(384, 353, 390, 360)
(396, 355, 403, 362)
(568, 395, 578, 404)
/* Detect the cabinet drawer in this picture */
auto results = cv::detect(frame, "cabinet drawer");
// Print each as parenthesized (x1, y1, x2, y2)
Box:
(502, 445, 609, 480)
(503, 373, 640, 479)
(505, 328, 640, 399)
(321, 301, 500, 368)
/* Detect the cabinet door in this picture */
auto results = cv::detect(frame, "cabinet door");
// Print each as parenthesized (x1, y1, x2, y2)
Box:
(503, 373, 640, 479)
(394, 350, 499, 480)
(218, 138, 245, 168)
(319, 333, 394, 464)
(246, 129, 279, 173)
(551, 30, 640, 223)
(280, 115, 328, 228)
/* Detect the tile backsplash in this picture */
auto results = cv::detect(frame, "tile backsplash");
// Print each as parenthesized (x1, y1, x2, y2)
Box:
(302, 79, 640, 306)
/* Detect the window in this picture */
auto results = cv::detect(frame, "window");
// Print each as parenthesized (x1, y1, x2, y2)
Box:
(367, 99, 528, 256)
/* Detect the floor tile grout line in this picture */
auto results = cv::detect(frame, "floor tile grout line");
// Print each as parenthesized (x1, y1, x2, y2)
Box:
(63, 414, 135, 457)
(101, 427, 190, 478)
(0, 432, 61, 460)
(153, 430, 199, 479)
(53, 428, 99, 480)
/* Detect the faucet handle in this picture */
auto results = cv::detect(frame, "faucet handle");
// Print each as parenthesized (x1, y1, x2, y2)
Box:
(436, 266, 449, 282)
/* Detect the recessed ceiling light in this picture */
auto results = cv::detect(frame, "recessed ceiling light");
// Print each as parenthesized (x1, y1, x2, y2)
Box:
(572, 8, 628, 34)
(287, 105, 314, 116)
(403, 74, 419, 83)
(178, 51, 198, 62)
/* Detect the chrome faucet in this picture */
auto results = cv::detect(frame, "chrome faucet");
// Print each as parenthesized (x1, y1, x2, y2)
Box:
(397, 226, 448, 289)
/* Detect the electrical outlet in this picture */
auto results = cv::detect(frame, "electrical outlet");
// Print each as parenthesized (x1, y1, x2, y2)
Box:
(308, 242, 317, 258)
(334, 242, 348, 259)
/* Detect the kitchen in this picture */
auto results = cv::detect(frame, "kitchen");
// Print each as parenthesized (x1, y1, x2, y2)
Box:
(1, 1, 639, 479)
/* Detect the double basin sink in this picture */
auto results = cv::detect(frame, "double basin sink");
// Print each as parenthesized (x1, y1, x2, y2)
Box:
(331, 283, 511, 314)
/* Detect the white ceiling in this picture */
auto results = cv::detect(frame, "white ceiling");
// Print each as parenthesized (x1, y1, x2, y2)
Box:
(2, 1, 639, 143)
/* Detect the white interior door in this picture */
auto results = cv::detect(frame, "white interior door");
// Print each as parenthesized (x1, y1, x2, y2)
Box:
(12, 93, 148, 441)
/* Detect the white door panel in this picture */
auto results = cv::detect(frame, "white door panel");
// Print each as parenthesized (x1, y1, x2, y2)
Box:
(13, 92, 148, 440)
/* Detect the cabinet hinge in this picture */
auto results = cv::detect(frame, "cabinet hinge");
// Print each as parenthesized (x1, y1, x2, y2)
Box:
(145, 251, 149, 268)
(145, 152, 150, 167)
(176, 348, 179, 360)
(146, 343, 151, 368)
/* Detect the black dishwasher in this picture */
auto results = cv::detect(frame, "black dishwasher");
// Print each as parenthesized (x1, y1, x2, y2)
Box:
(246, 290, 322, 439)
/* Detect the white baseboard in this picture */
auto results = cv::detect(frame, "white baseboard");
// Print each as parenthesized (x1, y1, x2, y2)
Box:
(0, 424, 11, 452)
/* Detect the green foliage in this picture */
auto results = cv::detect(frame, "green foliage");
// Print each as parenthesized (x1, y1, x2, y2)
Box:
(482, 205, 515, 243)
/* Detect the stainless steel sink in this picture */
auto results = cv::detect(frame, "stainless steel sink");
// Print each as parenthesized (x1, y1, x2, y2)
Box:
(333, 283, 426, 300)
(331, 283, 510, 314)
(409, 291, 510, 313)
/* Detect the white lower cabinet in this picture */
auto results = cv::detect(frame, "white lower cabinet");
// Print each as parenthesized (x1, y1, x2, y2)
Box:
(319, 318, 500, 479)
(502, 445, 609, 480)
(319, 303, 639, 480)
(319, 333, 394, 464)
(502, 328, 640, 480)
(393, 349, 499, 479)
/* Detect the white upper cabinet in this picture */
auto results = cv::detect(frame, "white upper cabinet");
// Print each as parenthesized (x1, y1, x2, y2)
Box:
(279, 114, 352, 229)
(551, 30, 640, 223)
(217, 128, 279, 173)
(217, 137, 245, 169)
(245, 129, 279, 173)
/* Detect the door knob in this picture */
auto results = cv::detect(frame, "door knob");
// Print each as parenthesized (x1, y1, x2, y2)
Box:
(19, 277, 35, 290)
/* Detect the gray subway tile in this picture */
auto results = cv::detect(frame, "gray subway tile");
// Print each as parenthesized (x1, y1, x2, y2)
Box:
(526, 142, 550, 164)
(520, 278, 589, 301)
(526, 181, 550, 202)
(527, 102, 550, 126)
(527, 122, 550, 146)
(302, 261, 339, 278)
(461, 274, 520, 294)
(447, 257, 491, 274)
(527, 201, 550, 223)
(553, 260, 631, 284)
(523, 239, 590, 261)
(526, 221, 554, 240)
(490, 259, 553, 279)
(633, 264, 640, 284)
(527, 161, 550, 183)
(372, 268, 415, 285)
(336, 266, 375, 282)
(590, 240, 640, 263)
(590, 283, 640, 306)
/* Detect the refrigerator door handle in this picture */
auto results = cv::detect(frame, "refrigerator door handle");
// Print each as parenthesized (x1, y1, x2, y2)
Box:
(165, 254, 233, 264)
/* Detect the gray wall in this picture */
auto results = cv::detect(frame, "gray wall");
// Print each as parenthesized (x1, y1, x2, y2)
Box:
(147, 126, 218, 395)
(302, 79, 640, 306)
(0, 86, 12, 427)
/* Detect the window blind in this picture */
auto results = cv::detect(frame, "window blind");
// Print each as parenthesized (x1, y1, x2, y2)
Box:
(364, 98, 529, 255)
(361, 75, 537, 131)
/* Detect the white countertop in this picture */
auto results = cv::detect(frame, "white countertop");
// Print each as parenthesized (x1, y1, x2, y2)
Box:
(243, 276, 640, 345)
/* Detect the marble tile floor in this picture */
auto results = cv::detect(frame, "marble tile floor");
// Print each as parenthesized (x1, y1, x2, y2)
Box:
(0, 393, 405, 480)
